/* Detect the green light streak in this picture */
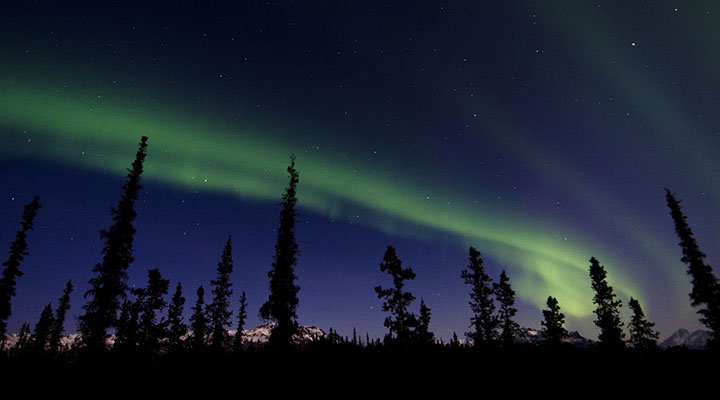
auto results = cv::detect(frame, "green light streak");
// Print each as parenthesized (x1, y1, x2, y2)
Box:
(467, 101, 688, 310)
(0, 79, 644, 317)
(534, 1, 720, 201)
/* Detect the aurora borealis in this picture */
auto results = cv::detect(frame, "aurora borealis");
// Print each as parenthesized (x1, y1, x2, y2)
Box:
(1, 1, 718, 341)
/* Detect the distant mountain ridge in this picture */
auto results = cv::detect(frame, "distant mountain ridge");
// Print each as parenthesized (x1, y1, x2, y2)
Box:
(660, 328, 712, 349)
(517, 328, 595, 347)
(1, 322, 327, 351)
(3, 326, 713, 351)
(232, 322, 326, 345)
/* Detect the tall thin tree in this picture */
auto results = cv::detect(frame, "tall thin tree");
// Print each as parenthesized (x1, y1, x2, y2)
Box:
(541, 296, 568, 346)
(137, 268, 169, 352)
(665, 189, 720, 345)
(589, 257, 625, 348)
(259, 155, 301, 348)
(494, 270, 520, 345)
(374, 245, 418, 343)
(0, 196, 41, 341)
(49, 279, 73, 354)
(31, 303, 55, 353)
(189, 285, 208, 350)
(233, 291, 247, 353)
(208, 236, 234, 351)
(166, 282, 187, 352)
(115, 296, 141, 350)
(79, 136, 148, 351)
(461, 247, 498, 346)
(627, 297, 659, 350)
(416, 298, 435, 345)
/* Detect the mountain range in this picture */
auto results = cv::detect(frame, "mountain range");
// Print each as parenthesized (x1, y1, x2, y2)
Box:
(2, 325, 713, 351)
(0, 322, 327, 351)
(659, 328, 712, 349)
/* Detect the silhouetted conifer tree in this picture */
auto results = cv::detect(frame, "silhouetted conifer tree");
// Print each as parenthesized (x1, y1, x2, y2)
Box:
(167, 282, 187, 351)
(352, 327, 357, 345)
(115, 297, 140, 350)
(79, 136, 148, 351)
(665, 189, 720, 345)
(31, 303, 55, 353)
(450, 332, 460, 348)
(233, 291, 247, 353)
(627, 297, 659, 350)
(12, 322, 31, 355)
(137, 268, 169, 352)
(0, 196, 41, 341)
(374, 246, 418, 343)
(589, 257, 625, 348)
(208, 236, 234, 351)
(461, 247, 498, 346)
(260, 156, 301, 348)
(366, 332, 370, 348)
(190, 285, 208, 350)
(541, 296, 567, 345)
(494, 270, 520, 346)
(49, 279, 73, 354)
(327, 327, 335, 344)
(416, 298, 435, 345)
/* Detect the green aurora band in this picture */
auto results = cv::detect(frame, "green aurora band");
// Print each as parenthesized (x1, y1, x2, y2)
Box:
(0, 78, 646, 319)
(536, 1, 720, 201)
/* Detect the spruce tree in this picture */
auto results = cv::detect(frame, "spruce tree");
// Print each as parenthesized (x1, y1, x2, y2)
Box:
(233, 291, 247, 353)
(114, 297, 141, 350)
(627, 297, 659, 350)
(541, 296, 568, 345)
(461, 247, 498, 346)
(189, 285, 208, 350)
(31, 303, 55, 353)
(49, 279, 73, 354)
(416, 298, 435, 345)
(665, 189, 720, 345)
(494, 270, 520, 345)
(259, 156, 301, 348)
(450, 332, 460, 348)
(166, 282, 187, 352)
(326, 327, 336, 345)
(589, 257, 625, 348)
(208, 236, 234, 351)
(352, 327, 357, 345)
(79, 136, 148, 351)
(137, 268, 169, 352)
(374, 245, 418, 343)
(12, 322, 31, 355)
(0, 196, 41, 341)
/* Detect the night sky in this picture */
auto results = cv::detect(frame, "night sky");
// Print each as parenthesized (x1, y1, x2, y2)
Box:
(1, 1, 719, 342)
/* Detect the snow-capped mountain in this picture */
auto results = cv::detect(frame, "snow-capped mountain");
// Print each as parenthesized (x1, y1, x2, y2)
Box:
(661, 328, 712, 349)
(564, 331, 596, 347)
(1, 332, 83, 352)
(660, 328, 690, 348)
(2, 323, 326, 351)
(515, 328, 595, 347)
(232, 322, 326, 345)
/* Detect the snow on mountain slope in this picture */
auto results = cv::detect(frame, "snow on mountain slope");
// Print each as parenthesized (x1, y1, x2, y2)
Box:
(2, 323, 326, 351)
(233, 322, 326, 344)
(660, 328, 711, 349)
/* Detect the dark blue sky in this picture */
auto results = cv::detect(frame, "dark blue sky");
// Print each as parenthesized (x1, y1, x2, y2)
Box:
(1, 1, 719, 341)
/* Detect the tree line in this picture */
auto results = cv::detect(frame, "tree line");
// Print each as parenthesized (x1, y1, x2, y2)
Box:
(0, 136, 718, 357)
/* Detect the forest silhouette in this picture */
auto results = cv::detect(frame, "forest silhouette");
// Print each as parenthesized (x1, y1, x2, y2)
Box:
(0, 136, 718, 397)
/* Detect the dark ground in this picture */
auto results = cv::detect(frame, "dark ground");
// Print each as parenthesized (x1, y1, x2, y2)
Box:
(2, 344, 718, 399)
